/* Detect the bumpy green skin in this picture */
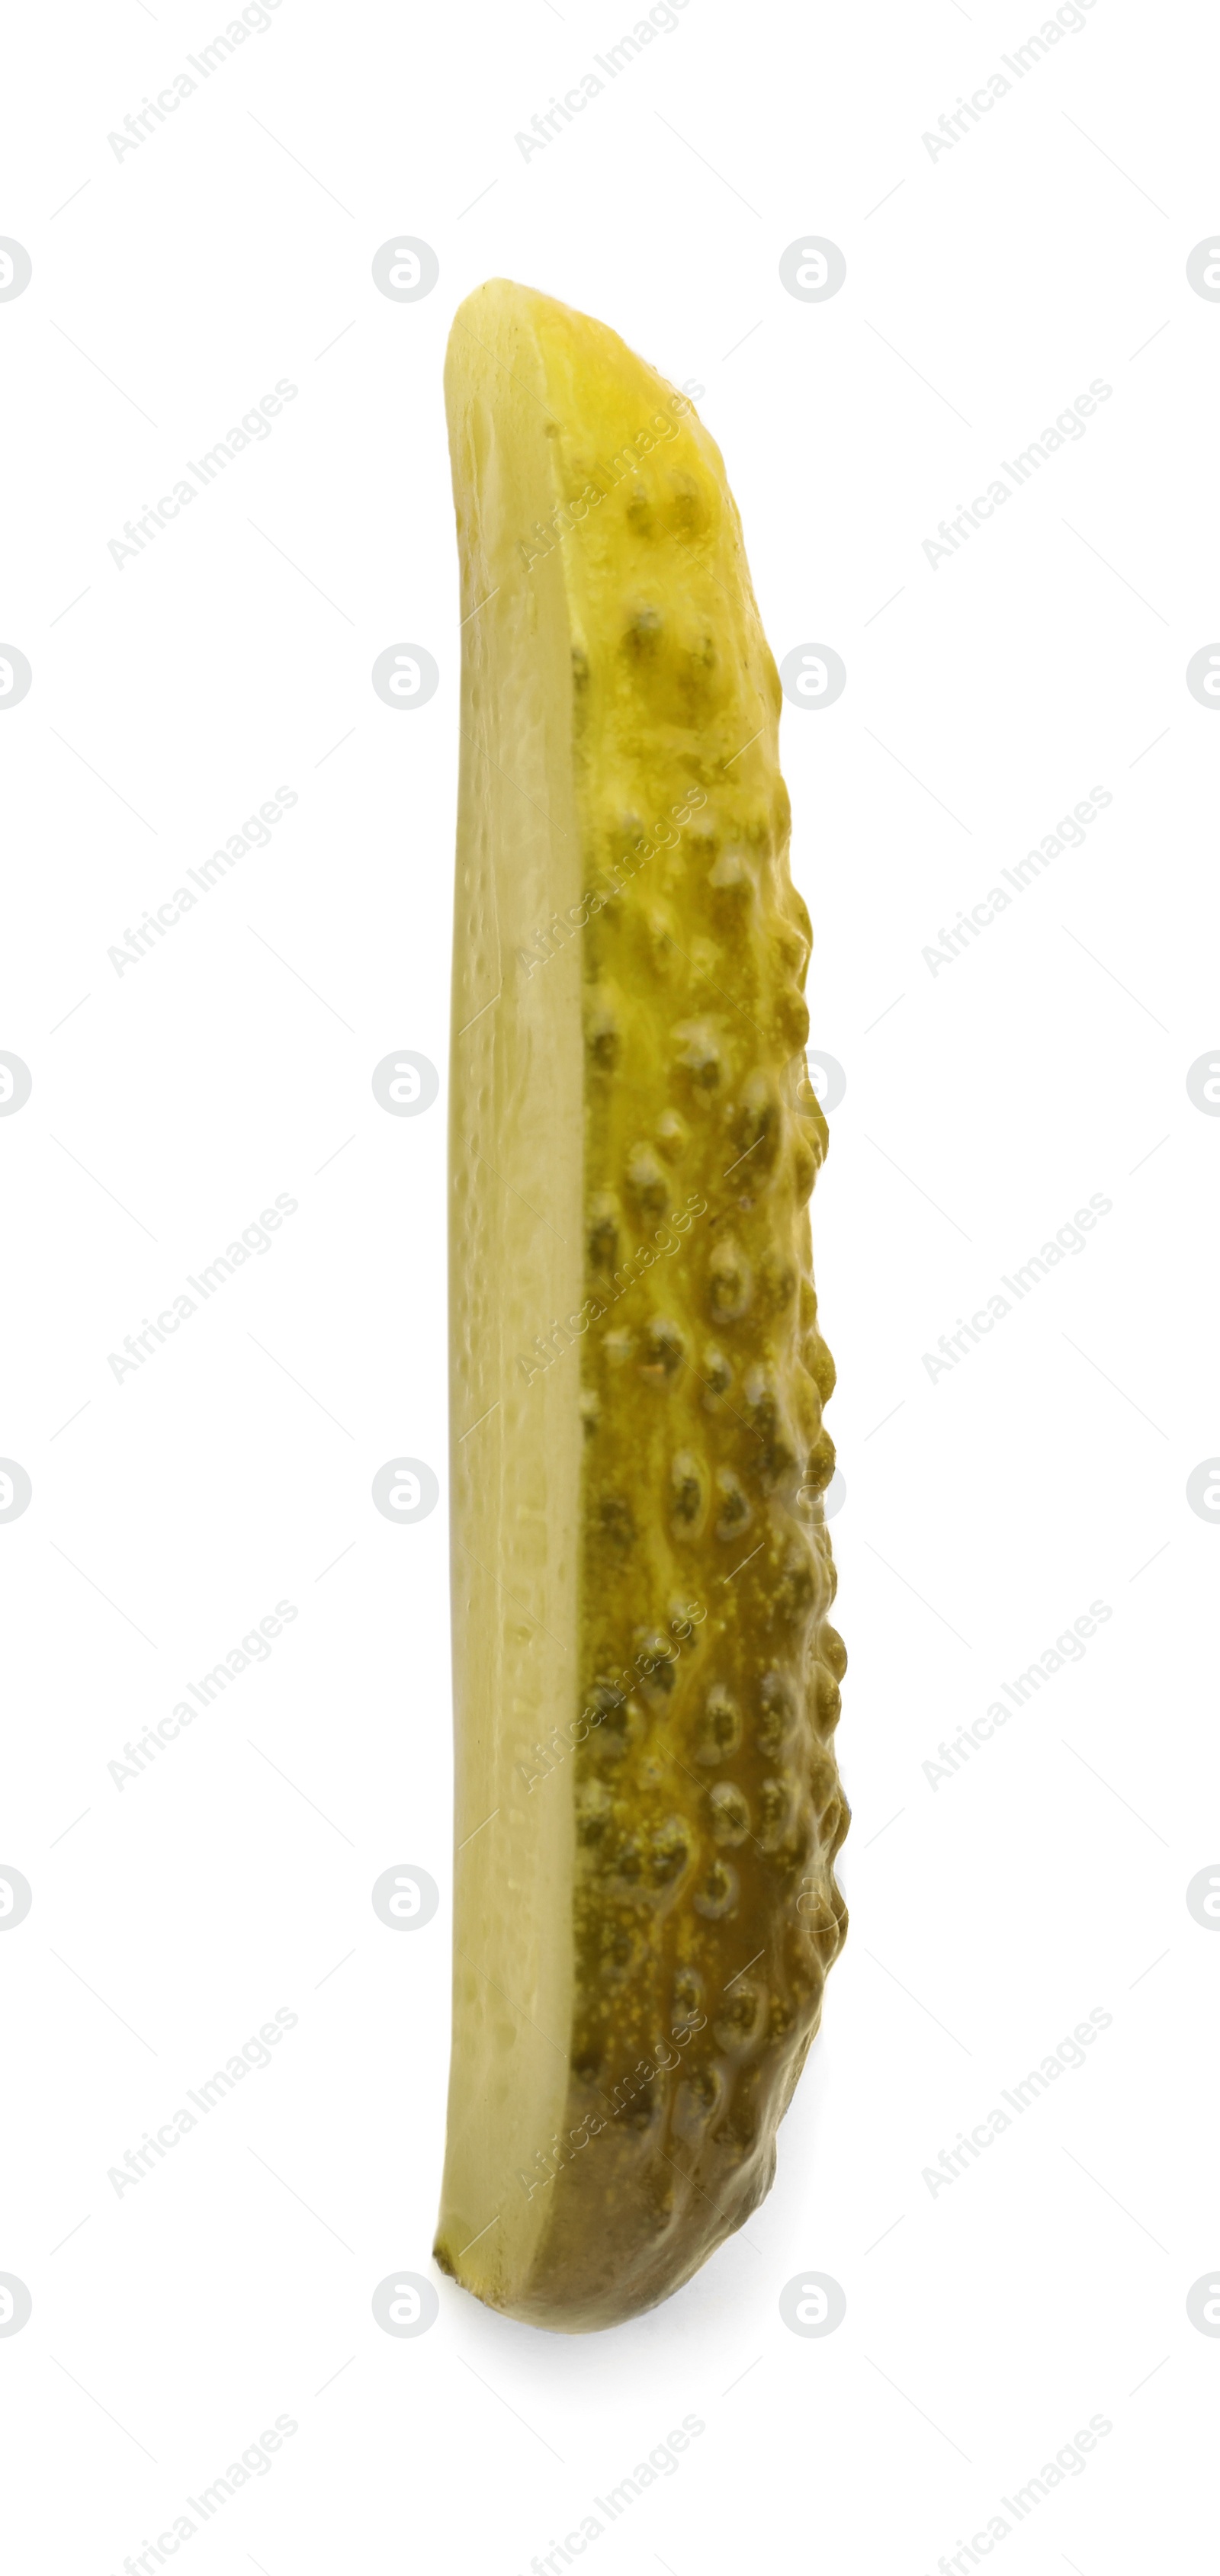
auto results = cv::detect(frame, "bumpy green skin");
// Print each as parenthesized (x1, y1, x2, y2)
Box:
(528, 309, 846, 2326)
(436, 284, 846, 2331)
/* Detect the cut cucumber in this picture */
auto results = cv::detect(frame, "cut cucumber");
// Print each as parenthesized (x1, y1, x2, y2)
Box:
(435, 281, 846, 2331)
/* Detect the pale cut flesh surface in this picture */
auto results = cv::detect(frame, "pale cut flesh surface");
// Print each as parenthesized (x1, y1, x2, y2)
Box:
(436, 280, 847, 2332)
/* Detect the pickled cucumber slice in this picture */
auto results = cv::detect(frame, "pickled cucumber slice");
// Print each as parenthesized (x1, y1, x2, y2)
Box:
(435, 281, 847, 2332)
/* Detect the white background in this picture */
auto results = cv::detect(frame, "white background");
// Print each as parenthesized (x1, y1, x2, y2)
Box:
(2, 1, 1218, 2569)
